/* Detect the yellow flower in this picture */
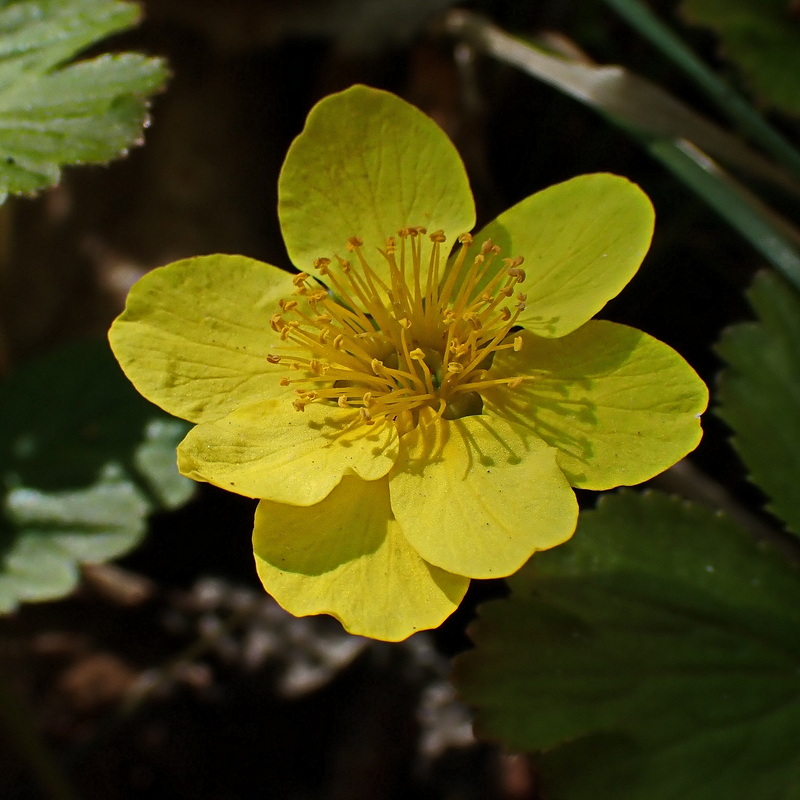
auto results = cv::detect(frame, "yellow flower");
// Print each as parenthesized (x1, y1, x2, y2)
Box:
(109, 86, 708, 641)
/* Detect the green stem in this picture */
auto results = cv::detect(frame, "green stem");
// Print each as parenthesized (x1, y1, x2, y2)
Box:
(0, 671, 83, 800)
(601, 0, 800, 180)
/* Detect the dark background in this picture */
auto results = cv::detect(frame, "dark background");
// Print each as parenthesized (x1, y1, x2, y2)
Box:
(0, 1, 773, 797)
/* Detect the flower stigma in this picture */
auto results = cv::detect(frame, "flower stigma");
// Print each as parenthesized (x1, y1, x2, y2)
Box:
(268, 228, 531, 433)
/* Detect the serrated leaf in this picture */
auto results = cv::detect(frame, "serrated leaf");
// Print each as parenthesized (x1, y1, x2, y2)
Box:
(681, 0, 800, 116)
(0, 0, 168, 201)
(0, 339, 194, 613)
(716, 271, 800, 536)
(453, 491, 800, 800)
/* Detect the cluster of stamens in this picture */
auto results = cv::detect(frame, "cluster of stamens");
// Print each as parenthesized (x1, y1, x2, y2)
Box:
(268, 227, 530, 431)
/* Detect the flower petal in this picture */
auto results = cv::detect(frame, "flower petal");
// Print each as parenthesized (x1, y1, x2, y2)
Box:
(278, 85, 475, 283)
(482, 322, 709, 490)
(109, 255, 295, 423)
(474, 174, 654, 337)
(389, 411, 578, 579)
(178, 399, 399, 505)
(253, 476, 469, 641)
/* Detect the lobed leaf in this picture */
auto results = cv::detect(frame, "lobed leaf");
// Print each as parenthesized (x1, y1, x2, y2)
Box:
(716, 271, 800, 536)
(0, 340, 194, 613)
(454, 490, 800, 800)
(0, 0, 168, 201)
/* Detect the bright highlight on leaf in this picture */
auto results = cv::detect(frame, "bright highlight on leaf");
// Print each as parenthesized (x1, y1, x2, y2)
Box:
(110, 84, 708, 641)
(0, 0, 168, 202)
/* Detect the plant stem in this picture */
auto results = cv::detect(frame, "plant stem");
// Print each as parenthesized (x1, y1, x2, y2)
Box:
(601, 0, 800, 180)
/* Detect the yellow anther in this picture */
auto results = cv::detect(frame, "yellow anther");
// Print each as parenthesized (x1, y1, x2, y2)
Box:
(513, 335, 523, 351)
(346, 236, 364, 250)
(385, 236, 397, 253)
(429, 230, 446, 243)
(399, 318, 412, 329)
(517, 293, 527, 303)
(319, 329, 330, 344)
(362, 392, 373, 407)
(458, 232, 473, 245)
(371, 358, 384, 375)
(507, 377, 524, 389)
(309, 291, 329, 304)
(315, 314, 332, 324)
(337, 395, 350, 408)
(333, 334, 345, 349)
(409, 348, 426, 361)
(447, 362, 464, 374)
(266, 354, 281, 364)
(280, 299, 298, 312)
(270, 314, 285, 332)
(499, 307, 511, 321)
(313, 257, 331, 274)
(292, 272, 310, 286)
(359, 407, 374, 425)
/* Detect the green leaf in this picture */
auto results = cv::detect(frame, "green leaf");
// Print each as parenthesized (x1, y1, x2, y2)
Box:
(681, 0, 800, 116)
(717, 272, 800, 536)
(0, 0, 168, 202)
(0, 339, 194, 613)
(453, 491, 800, 800)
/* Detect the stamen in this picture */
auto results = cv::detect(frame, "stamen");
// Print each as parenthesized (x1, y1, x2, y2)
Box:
(272, 229, 531, 425)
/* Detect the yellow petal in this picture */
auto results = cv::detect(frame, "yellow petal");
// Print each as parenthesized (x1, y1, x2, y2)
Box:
(178, 398, 399, 505)
(109, 255, 295, 423)
(482, 322, 709, 489)
(473, 174, 654, 338)
(390, 411, 578, 579)
(279, 85, 475, 283)
(253, 476, 469, 641)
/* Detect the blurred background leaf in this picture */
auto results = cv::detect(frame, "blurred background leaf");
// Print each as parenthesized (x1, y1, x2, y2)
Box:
(0, 339, 193, 612)
(0, 0, 168, 202)
(717, 272, 800, 537)
(680, 0, 800, 116)
(453, 490, 800, 800)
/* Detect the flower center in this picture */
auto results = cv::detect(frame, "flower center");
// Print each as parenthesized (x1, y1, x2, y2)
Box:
(269, 227, 530, 432)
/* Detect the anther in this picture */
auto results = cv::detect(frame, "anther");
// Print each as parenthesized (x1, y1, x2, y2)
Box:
(458, 232, 473, 245)
(292, 272, 310, 286)
(513, 336, 523, 351)
(346, 236, 364, 250)
(266, 354, 281, 364)
(429, 230, 446, 243)
(270, 314, 285, 332)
